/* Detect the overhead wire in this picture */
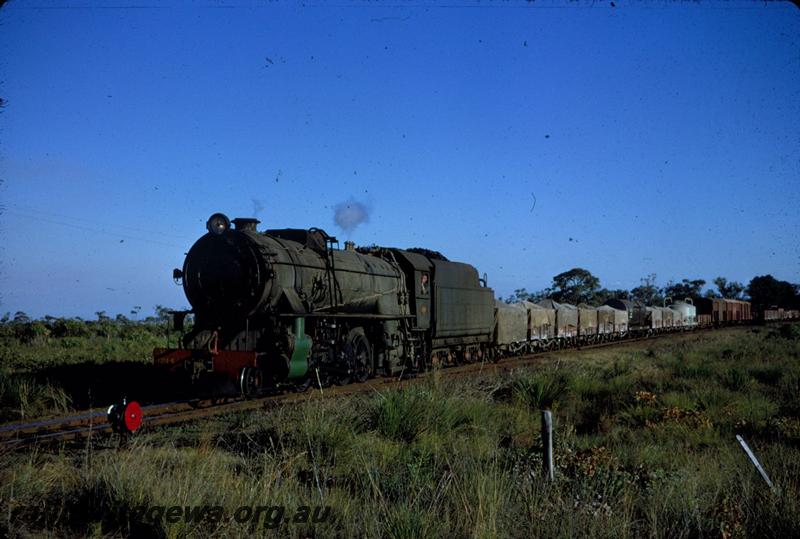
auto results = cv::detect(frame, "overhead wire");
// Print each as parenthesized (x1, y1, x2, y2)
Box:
(1, 206, 193, 249)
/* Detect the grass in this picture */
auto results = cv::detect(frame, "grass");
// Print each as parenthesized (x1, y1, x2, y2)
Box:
(0, 317, 180, 421)
(0, 374, 73, 421)
(1, 324, 799, 537)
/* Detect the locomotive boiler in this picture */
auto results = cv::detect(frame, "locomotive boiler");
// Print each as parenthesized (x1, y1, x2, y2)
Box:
(154, 213, 496, 395)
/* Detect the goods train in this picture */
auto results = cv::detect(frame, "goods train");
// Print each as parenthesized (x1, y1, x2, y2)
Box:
(153, 214, 798, 396)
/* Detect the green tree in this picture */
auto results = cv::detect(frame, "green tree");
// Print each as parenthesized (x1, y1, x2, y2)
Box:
(504, 288, 551, 304)
(591, 288, 629, 305)
(154, 305, 173, 324)
(15, 321, 48, 345)
(712, 277, 745, 299)
(505, 288, 531, 303)
(550, 268, 599, 305)
(52, 318, 89, 338)
(663, 278, 706, 302)
(630, 274, 663, 305)
(746, 275, 798, 309)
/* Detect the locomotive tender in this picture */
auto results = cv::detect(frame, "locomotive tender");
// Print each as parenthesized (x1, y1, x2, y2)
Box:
(155, 213, 778, 396)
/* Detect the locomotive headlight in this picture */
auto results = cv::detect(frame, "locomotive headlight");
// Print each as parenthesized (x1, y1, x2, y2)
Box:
(206, 213, 231, 235)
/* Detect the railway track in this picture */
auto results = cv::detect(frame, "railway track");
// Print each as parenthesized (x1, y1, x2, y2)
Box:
(0, 325, 756, 448)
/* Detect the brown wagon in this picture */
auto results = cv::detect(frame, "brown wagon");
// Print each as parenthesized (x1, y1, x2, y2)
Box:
(694, 298, 726, 325)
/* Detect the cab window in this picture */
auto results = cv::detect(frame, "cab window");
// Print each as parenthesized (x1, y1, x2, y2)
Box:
(420, 272, 429, 295)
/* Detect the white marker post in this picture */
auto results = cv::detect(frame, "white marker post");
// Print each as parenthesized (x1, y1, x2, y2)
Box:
(736, 435, 776, 492)
(542, 410, 554, 481)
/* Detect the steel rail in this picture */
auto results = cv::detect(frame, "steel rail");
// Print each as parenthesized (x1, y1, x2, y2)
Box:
(0, 323, 772, 448)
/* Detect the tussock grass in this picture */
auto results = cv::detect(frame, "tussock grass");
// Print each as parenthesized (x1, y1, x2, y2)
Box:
(2, 325, 800, 537)
(0, 371, 72, 422)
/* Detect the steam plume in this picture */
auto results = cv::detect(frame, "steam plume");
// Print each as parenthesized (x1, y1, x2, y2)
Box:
(333, 198, 370, 236)
(251, 198, 265, 218)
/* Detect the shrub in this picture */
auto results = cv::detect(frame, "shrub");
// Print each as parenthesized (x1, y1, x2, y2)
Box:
(512, 372, 569, 410)
(721, 367, 750, 391)
(51, 318, 90, 338)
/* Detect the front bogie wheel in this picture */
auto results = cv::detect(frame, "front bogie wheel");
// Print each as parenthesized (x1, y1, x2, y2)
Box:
(239, 366, 262, 397)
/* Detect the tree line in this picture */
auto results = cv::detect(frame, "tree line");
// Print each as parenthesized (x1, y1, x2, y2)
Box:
(0, 306, 181, 346)
(505, 269, 800, 310)
(2, 268, 798, 345)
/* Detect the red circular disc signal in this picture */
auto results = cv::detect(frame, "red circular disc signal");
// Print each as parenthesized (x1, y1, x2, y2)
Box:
(124, 401, 142, 432)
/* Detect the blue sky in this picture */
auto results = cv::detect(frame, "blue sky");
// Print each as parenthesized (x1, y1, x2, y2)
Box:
(1, 0, 798, 318)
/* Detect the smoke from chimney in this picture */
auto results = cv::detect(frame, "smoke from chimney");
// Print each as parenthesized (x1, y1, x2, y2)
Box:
(333, 198, 370, 236)
(251, 198, 265, 218)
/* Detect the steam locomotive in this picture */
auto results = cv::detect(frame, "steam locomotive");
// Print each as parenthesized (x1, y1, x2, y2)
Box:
(154, 213, 791, 396)
(154, 213, 495, 395)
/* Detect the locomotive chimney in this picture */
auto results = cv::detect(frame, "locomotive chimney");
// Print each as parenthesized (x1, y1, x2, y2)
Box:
(232, 218, 260, 232)
(344, 241, 355, 252)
